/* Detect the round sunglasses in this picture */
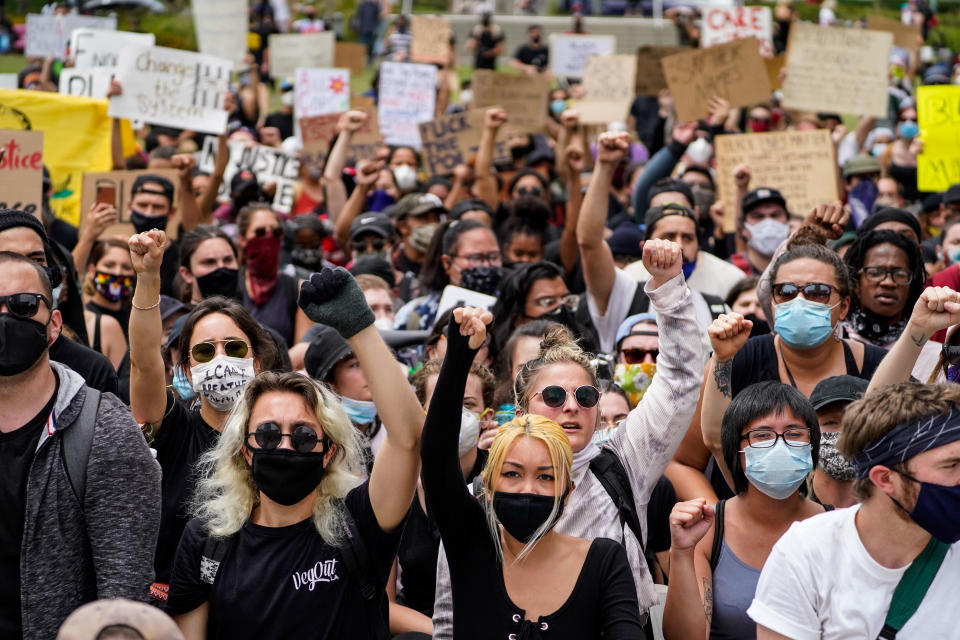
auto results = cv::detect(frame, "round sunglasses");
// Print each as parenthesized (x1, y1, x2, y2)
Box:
(190, 339, 250, 363)
(247, 421, 325, 453)
(534, 385, 600, 409)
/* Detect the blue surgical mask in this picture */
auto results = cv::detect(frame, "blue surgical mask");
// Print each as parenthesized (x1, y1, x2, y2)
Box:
(682, 260, 696, 279)
(774, 297, 838, 349)
(340, 395, 378, 425)
(172, 365, 196, 402)
(743, 440, 813, 499)
(550, 99, 567, 116)
(871, 143, 888, 157)
(898, 121, 919, 140)
(948, 246, 960, 265)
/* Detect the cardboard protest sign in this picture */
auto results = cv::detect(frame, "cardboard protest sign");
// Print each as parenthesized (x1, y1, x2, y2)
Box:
(661, 37, 771, 122)
(109, 46, 231, 134)
(294, 68, 351, 118)
(378, 61, 437, 148)
(635, 46, 687, 96)
(335, 42, 368, 75)
(0, 131, 44, 218)
(782, 23, 891, 118)
(471, 69, 549, 133)
(411, 15, 452, 64)
(195, 138, 300, 213)
(917, 85, 960, 193)
(417, 109, 510, 176)
(701, 7, 773, 58)
(80, 169, 179, 237)
(192, 0, 248, 66)
(866, 16, 922, 51)
(549, 34, 616, 78)
(270, 33, 335, 79)
(574, 54, 638, 124)
(70, 29, 154, 69)
(25, 14, 115, 58)
(299, 107, 381, 165)
(764, 55, 785, 91)
(714, 129, 839, 232)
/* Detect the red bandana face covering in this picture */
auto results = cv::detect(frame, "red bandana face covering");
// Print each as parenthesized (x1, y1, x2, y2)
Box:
(245, 234, 281, 305)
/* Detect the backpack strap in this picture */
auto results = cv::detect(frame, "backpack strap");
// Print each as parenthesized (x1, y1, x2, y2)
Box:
(62, 387, 101, 506)
(701, 293, 728, 321)
(877, 537, 950, 639)
(200, 533, 233, 585)
(709, 499, 727, 572)
(589, 449, 645, 550)
(337, 508, 391, 640)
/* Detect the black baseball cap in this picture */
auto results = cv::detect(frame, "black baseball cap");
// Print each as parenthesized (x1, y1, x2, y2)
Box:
(643, 203, 699, 241)
(350, 213, 396, 240)
(131, 174, 175, 204)
(304, 324, 353, 382)
(230, 170, 259, 195)
(450, 198, 494, 220)
(809, 375, 869, 411)
(0, 208, 62, 287)
(944, 184, 960, 205)
(741, 187, 787, 215)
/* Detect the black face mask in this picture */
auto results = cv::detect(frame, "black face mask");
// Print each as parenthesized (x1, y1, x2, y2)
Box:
(291, 247, 324, 271)
(510, 144, 534, 161)
(0, 315, 49, 376)
(129, 209, 168, 235)
(744, 313, 771, 338)
(493, 489, 568, 543)
(196, 267, 240, 300)
(538, 304, 578, 331)
(460, 265, 504, 295)
(250, 447, 329, 506)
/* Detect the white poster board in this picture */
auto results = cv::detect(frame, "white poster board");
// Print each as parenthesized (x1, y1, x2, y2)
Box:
(294, 68, 351, 118)
(25, 14, 116, 58)
(109, 46, 232, 135)
(195, 137, 300, 213)
(70, 29, 155, 68)
(59, 68, 114, 98)
(192, 0, 248, 67)
(436, 285, 497, 321)
(0, 75, 17, 90)
(549, 34, 616, 78)
(270, 32, 335, 80)
(378, 61, 438, 148)
(701, 7, 773, 58)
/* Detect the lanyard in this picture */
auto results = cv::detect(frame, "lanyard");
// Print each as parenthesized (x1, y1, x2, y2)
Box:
(776, 339, 799, 389)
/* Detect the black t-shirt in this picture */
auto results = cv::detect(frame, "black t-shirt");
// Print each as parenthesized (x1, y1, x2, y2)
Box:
(264, 111, 294, 141)
(471, 25, 504, 70)
(160, 238, 181, 298)
(166, 481, 402, 639)
(241, 271, 298, 347)
(514, 44, 548, 71)
(153, 390, 219, 585)
(0, 374, 58, 637)
(86, 300, 131, 341)
(50, 336, 119, 396)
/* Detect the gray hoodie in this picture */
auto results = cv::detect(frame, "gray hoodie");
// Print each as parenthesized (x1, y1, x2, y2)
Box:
(19, 362, 162, 639)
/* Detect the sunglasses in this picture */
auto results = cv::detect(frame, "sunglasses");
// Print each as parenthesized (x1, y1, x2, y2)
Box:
(534, 385, 600, 409)
(621, 347, 658, 364)
(772, 282, 837, 305)
(190, 339, 250, 363)
(516, 186, 544, 197)
(253, 226, 283, 239)
(353, 238, 385, 252)
(0, 292, 50, 319)
(247, 421, 324, 453)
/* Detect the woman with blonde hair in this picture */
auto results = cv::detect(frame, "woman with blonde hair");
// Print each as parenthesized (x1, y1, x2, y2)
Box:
(420, 306, 644, 638)
(164, 267, 426, 639)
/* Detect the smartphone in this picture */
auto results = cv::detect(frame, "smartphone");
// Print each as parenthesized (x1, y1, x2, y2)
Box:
(95, 180, 116, 207)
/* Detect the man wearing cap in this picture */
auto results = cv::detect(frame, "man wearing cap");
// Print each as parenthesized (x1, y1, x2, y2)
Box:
(749, 381, 960, 639)
(349, 213, 398, 264)
(728, 187, 792, 277)
(807, 375, 868, 508)
(57, 598, 183, 640)
(126, 174, 184, 296)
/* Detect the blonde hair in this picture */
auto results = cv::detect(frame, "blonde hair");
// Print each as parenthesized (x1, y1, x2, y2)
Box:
(513, 325, 597, 411)
(192, 372, 365, 545)
(481, 414, 573, 561)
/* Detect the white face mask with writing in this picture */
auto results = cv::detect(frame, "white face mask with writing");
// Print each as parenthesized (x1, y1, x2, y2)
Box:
(191, 355, 255, 412)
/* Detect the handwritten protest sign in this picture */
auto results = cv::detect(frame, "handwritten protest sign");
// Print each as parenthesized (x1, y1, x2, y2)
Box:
(417, 109, 510, 175)
(271, 32, 334, 79)
(80, 169, 179, 236)
(714, 129, 838, 232)
(192, 0, 247, 66)
(701, 7, 773, 58)
(764, 54, 785, 91)
(549, 34, 616, 78)
(866, 16, 922, 51)
(25, 14, 115, 58)
(71, 29, 154, 69)
(574, 54, 637, 124)
(109, 46, 231, 134)
(378, 61, 437, 148)
(299, 107, 381, 165)
(195, 138, 300, 213)
(335, 42, 368, 75)
(635, 46, 687, 95)
(782, 23, 891, 118)
(294, 68, 351, 118)
(471, 69, 549, 133)
(411, 15, 452, 64)
(0, 131, 44, 218)
(662, 37, 771, 122)
(59, 68, 114, 98)
(917, 86, 960, 192)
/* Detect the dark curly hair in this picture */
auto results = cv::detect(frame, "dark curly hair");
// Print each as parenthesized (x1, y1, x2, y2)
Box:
(842, 229, 924, 320)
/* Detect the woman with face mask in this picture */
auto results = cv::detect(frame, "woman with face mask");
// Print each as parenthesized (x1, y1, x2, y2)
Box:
(165, 266, 425, 639)
(421, 307, 644, 639)
(129, 229, 280, 602)
(663, 382, 828, 640)
(177, 225, 241, 305)
(82, 239, 135, 369)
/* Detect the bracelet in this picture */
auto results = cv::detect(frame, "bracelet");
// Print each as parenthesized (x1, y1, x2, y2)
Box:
(131, 297, 161, 311)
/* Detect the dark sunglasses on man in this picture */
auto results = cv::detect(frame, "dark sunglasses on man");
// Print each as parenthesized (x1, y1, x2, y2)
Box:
(0, 293, 50, 319)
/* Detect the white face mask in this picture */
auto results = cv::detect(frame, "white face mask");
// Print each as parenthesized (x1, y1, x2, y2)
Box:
(393, 165, 418, 191)
(745, 218, 790, 257)
(190, 355, 255, 412)
(459, 88, 473, 105)
(374, 316, 395, 331)
(686, 137, 713, 165)
(281, 91, 294, 107)
(459, 408, 480, 457)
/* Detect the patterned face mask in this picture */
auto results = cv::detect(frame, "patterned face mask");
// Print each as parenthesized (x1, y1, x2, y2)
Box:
(94, 271, 135, 302)
(614, 362, 656, 407)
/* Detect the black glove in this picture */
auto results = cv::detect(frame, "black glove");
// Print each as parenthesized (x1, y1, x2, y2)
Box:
(298, 267, 374, 338)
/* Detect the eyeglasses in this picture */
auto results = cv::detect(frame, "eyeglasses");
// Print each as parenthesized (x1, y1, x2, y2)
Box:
(534, 385, 600, 409)
(741, 427, 811, 448)
(452, 251, 502, 267)
(621, 347, 658, 364)
(247, 421, 324, 453)
(860, 266, 913, 285)
(353, 238, 385, 252)
(942, 343, 960, 366)
(600, 418, 626, 430)
(252, 226, 282, 239)
(772, 282, 837, 305)
(516, 186, 544, 198)
(0, 292, 50, 319)
(531, 293, 578, 310)
(190, 339, 250, 363)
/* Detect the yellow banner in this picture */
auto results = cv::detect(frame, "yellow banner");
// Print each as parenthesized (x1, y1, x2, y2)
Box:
(0, 89, 114, 226)
(918, 85, 960, 193)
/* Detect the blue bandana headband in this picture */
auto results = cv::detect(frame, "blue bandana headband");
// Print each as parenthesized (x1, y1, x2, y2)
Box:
(851, 407, 960, 479)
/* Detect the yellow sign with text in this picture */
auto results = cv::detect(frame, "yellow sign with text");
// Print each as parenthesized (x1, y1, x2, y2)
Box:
(918, 86, 960, 193)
